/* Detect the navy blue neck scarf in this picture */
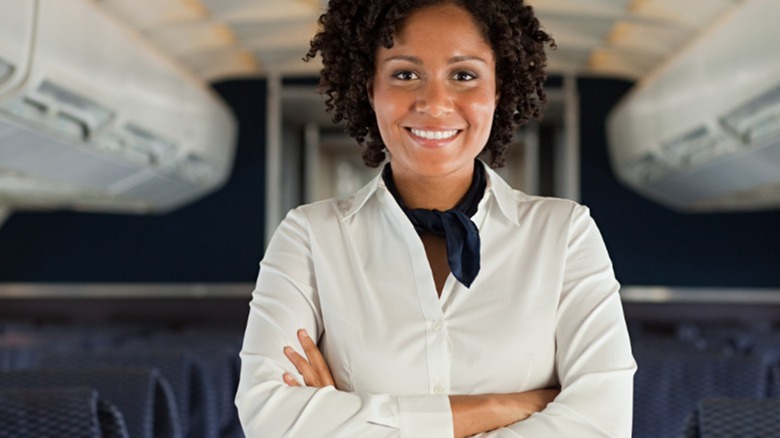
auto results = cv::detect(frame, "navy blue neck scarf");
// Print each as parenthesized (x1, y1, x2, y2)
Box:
(382, 161, 486, 288)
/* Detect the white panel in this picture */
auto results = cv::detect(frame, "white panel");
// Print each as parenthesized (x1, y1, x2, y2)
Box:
(0, 0, 36, 95)
(607, 0, 780, 211)
(0, 117, 141, 187)
(0, 0, 237, 214)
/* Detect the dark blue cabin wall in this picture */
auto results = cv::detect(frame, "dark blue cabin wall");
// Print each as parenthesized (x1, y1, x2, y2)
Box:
(577, 77, 780, 287)
(0, 79, 268, 283)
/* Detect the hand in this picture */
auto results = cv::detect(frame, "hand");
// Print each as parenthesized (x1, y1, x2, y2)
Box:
(282, 329, 335, 388)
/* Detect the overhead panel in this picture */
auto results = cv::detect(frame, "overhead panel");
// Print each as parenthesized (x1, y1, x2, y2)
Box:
(0, 0, 237, 214)
(607, 0, 780, 211)
(0, 0, 36, 95)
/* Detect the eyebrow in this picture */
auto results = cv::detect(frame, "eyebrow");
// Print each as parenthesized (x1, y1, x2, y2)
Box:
(381, 55, 488, 65)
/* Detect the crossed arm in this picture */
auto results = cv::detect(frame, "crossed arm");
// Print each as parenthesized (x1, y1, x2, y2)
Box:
(283, 329, 559, 438)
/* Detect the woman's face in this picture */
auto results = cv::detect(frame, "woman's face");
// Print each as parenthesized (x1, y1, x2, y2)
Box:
(369, 3, 498, 182)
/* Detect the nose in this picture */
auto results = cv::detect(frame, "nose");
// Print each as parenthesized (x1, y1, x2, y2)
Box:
(414, 78, 453, 117)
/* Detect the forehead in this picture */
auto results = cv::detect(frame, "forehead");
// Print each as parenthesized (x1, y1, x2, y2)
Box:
(389, 4, 492, 53)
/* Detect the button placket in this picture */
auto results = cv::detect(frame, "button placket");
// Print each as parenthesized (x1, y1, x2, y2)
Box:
(427, 317, 450, 395)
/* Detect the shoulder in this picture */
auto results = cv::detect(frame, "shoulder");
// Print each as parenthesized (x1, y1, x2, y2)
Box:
(485, 166, 589, 227)
(291, 171, 384, 225)
(516, 192, 588, 218)
(286, 190, 378, 232)
(514, 194, 591, 239)
(285, 198, 345, 230)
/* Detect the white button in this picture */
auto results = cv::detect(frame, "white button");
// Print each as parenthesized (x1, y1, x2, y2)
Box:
(432, 320, 442, 331)
(433, 384, 445, 394)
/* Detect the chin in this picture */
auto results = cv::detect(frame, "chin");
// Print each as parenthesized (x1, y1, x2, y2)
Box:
(413, 162, 468, 178)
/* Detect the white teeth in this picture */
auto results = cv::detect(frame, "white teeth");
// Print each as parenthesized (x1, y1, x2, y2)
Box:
(410, 128, 458, 140)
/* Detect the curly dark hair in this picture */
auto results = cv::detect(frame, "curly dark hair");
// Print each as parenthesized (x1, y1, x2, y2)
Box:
(305, 0, 554, 168)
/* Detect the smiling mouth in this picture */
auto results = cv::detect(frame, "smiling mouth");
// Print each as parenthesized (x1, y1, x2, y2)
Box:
(408, 128, 460, 140)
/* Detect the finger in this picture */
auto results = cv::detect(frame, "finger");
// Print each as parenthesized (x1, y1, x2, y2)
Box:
(297, 329, 335, 386)
(298, 329, 334, 386)
(283, 346, 307, 371)
(284, 347, 316, 382)
(283, 372, 301, 386)
(284, 346, 321, 387)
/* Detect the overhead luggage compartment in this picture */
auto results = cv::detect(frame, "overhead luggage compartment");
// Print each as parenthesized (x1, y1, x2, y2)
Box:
(0, 0, 35, 97)
(0, 0, 237, 215)
(607, 0, 780, 212)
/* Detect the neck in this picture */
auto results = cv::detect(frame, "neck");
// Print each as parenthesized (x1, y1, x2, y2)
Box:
(391, 165, 475, 211)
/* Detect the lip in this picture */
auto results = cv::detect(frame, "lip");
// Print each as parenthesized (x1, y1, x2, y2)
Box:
(405, 127, 462, 147)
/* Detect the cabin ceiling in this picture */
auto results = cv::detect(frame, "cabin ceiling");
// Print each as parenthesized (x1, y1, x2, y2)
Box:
(97, 0, 743, 83)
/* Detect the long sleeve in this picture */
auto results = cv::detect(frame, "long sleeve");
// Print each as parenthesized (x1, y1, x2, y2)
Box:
(481, 206, 636, 437)
(235, 207, 454, 438)
(237, 167, 636, 437)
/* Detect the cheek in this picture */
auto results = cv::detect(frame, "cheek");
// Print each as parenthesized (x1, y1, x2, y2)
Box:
(465, 94, 498, 130)
(373, 91, 411, 135)
(373, 106, 394, 135)
(371, 90, 394, 124)
(370, 92, 402, 148)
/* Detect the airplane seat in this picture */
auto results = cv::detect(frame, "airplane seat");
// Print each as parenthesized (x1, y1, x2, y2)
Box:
(0, 335, 42, 370)
(122, 327, 244, 435)
(0, 322, 143, 370)
(631, 338, 768, 438)
(41, 348, 218, 438)
(0, 323, 62, 370)
(680, 398, 780, 438)
(0, 367, 181, 438)
(2, 320, 245, 437)
(0, 386, 128, 438)
(749, 332, 780, 362)
(747, 332, 780, 397)
(33, 323, 152, 352)
(674, 323, 755, 356)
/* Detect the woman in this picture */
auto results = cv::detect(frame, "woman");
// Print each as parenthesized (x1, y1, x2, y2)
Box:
(236, 1, 636, 436)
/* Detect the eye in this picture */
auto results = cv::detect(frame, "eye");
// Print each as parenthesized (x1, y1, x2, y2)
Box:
(393, 70, 419, 81)
(453, 71, 477, 81)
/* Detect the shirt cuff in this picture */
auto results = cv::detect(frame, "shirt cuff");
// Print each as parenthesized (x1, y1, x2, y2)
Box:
(397, 394, 454, 438)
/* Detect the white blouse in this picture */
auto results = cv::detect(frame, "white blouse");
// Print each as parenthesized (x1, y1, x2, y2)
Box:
(236, 163, 636, 437)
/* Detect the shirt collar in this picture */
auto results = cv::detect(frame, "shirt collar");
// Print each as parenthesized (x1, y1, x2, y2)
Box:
(343, 160, 522, 226)
(343, 170, 384, 221)
(481, 163, 522, 226)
